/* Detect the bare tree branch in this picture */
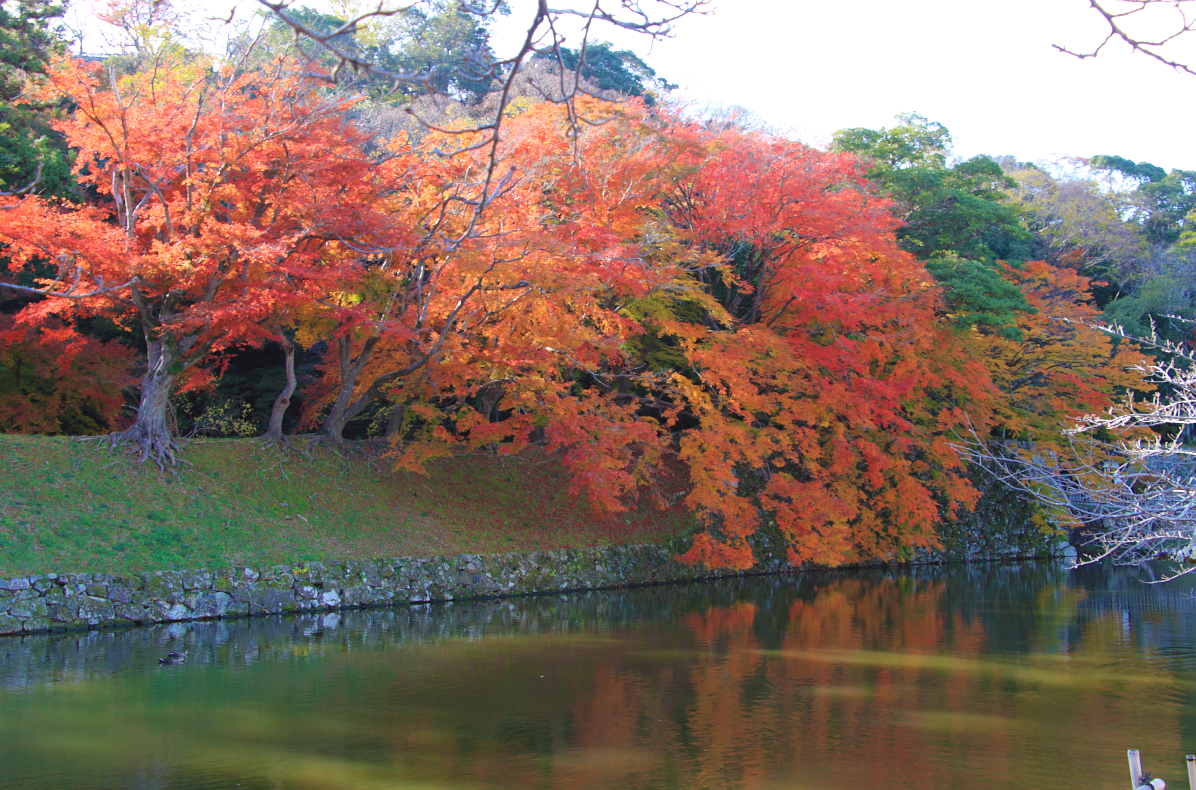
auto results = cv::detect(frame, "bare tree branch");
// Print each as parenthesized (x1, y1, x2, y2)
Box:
(1056, 0, 1196, 76)
(958, 315, 1196, 581)
(253, 0, 709, 229)
(0, 162, 44, 209)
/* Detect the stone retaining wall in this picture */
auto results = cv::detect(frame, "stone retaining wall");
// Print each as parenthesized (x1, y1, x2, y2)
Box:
(0, 516, 1070, 636)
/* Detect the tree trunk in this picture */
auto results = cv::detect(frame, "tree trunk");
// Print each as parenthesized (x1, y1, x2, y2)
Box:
(264, 334, 296, 441)
(112, 336, 181, 467)
(384, 402, 407, 439)
(478, 381, 505, 422)
(317, 335, 379, 443)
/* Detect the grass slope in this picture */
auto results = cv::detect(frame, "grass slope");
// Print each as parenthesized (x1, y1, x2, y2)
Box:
(0, 435, 695, 577)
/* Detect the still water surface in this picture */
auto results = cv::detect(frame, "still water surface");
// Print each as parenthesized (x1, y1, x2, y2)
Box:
(3, 562, 1196, 790)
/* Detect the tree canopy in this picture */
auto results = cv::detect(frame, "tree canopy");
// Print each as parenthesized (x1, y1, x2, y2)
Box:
(0, 40, 1164, 571)
(831, 113, 1034, 336)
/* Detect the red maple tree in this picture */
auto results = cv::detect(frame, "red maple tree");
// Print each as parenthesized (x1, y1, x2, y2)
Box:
(0, 54, 403, 464)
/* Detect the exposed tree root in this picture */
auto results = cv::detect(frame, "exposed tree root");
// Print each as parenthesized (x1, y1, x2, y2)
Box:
(107, 425, 190, 471)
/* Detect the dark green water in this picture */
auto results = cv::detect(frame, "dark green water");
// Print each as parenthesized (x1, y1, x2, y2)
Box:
(3, 561, 1196, 790)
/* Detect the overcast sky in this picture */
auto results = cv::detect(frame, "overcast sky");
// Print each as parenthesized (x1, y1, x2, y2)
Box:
(492, 0, 1195, 171)
(74, 0, 1195, 171)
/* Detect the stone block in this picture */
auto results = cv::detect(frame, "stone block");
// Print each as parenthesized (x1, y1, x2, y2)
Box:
(86, 583, 108, 598)
(341, 586, 375, 607)
(8, 598, 49, 619)
(265, 574, 293, 590)
(6, 577, 30, 591)
(0, 614, 24, 634)
(78, 598, 115, 625)
(193, 592, 233, 619)
(186, 570, 213, 590)
(115, 604, 150, 622)
(149, 601, 189, 621)
(318, 590, 341, 608)
(50, 601, 80, 621)
(22, 617, 51, 633)
(232, 584, 259, 603)
(142, 574, 185, 603)
(107, 574, 142, 592)
(225, 600, 250, 617)
(254, 588, 295, 614)
(106, 584, 134, 604)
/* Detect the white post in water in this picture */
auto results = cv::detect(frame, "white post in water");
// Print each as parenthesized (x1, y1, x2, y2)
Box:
(1186, 755, 1195, 789)
(1131, 750, 1146, 788)
(1128, 749, 1167, 790)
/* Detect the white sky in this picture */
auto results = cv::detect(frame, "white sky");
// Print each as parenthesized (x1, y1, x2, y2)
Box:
(71, 0, 1196, 171)
(492, 0, 1196, 171)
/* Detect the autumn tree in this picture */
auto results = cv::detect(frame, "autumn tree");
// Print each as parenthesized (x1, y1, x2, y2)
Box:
(0, 315, 135, 434)
(639, 124, 998, 569)
(292, 96, 674, 455)
(971, 260, 1153, 446)
(422, 104, 1001, 568)
(0, 53, 403, 463)
(276, 99, 997, 569)
(1002, 159, 1146, 283)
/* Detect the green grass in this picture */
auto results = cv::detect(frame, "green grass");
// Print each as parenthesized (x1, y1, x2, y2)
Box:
(0, 435, 696, 577)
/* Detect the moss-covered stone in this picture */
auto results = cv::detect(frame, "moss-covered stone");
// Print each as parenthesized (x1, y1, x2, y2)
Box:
(0, 476, 1064, 638)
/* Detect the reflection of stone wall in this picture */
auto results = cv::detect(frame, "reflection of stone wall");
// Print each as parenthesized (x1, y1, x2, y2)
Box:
(2, 564, 1078, 690)
(0, 500, 1068, 636)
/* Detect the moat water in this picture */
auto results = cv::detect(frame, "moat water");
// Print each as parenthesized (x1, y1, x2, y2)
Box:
(2, 561, 1196, 790)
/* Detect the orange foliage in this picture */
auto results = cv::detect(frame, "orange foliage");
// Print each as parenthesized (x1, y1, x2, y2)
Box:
(312, 105, 1001, 569)
(2, 54, 1147, 568)
(0, 317, 134, 434)
(653, 123, 997, 568)
(975, 260, 1153, 445)
(0, 53, 402, 459)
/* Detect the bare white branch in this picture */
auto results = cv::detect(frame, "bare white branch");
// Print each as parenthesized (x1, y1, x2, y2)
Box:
(959, 314, 1196, 581)
(1056, 0, 1196, 75)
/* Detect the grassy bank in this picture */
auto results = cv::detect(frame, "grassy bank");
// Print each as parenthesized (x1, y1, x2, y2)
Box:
(0, 435, 695, 577)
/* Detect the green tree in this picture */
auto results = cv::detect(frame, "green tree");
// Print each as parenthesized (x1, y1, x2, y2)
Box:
(247, 2, 501, 104)
(0, 0, 72, 198)
(831, 112, 1033, 335)
(1089, 154, 1196, 246)
(534, 40, 676, 105)
(832, 113, 1027, 262)
(370, 0, 499, 103)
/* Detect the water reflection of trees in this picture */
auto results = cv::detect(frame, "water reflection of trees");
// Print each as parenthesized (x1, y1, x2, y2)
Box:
(2, 565, 1195, 789)
(540, 567, 1194, 789)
